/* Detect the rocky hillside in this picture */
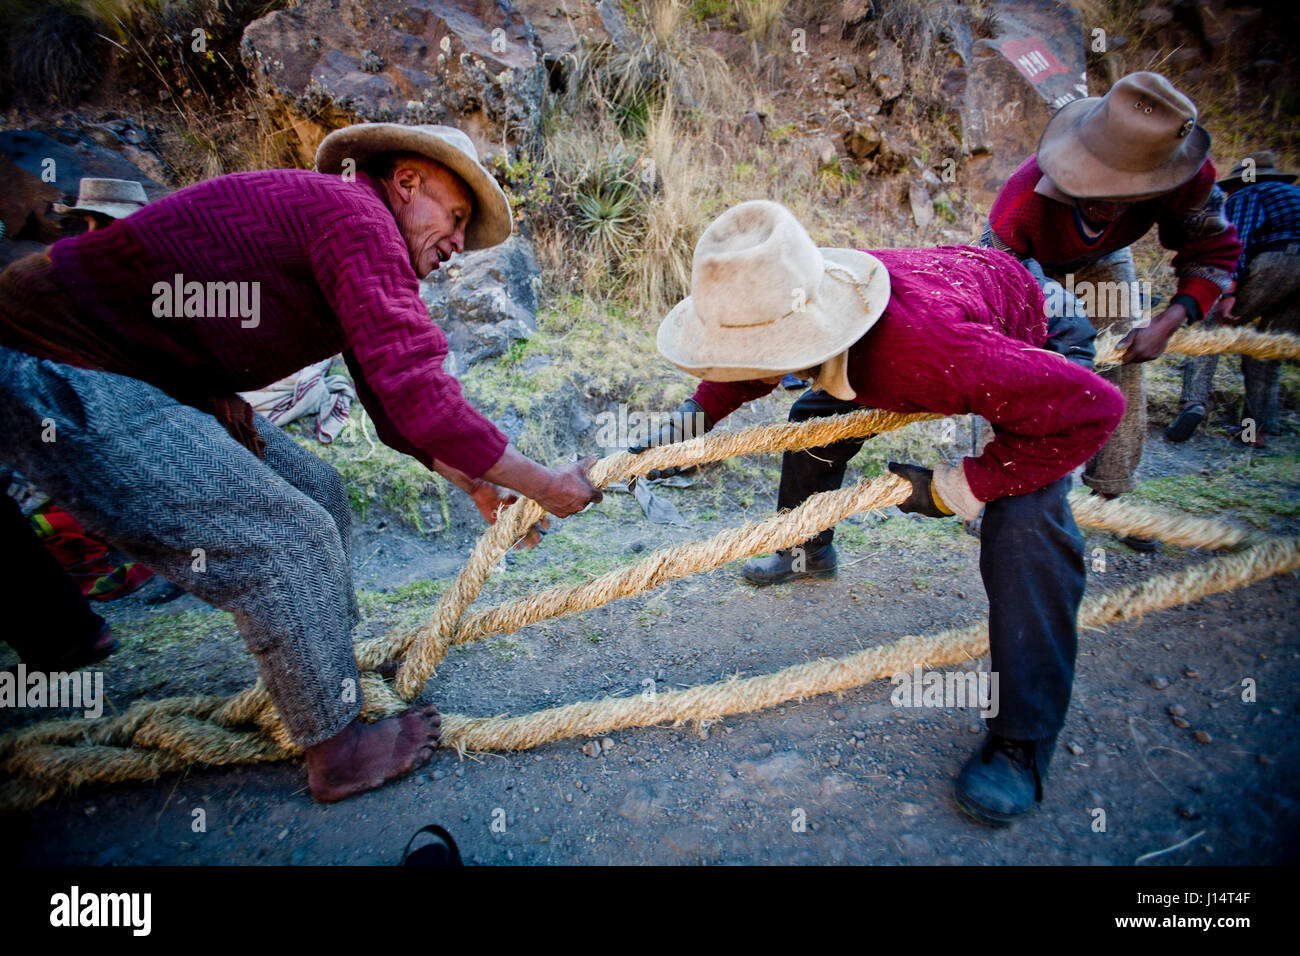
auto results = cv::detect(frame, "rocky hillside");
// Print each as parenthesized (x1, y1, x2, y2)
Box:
(2, 0, 1297, 531)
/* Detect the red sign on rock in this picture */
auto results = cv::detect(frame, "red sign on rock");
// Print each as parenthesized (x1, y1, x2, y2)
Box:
(999, 36, 1069, 86)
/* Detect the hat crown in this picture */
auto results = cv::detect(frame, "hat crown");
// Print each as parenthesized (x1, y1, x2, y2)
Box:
(408, 125, 480, 164)
(1088, 71, 1199, 173)
(75, 178, 147, 205)
(691, 201, 824, 329)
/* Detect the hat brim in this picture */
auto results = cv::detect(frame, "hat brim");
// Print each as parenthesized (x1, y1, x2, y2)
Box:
(52, 202, 143, 219)
(1037, 96, 1211, 199)
(657, 248, 891, 381)
(314, 124, 513, 250)
(1218, 171, 1298, 187)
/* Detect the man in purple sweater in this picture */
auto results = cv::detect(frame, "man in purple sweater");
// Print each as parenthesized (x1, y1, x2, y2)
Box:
(642, 201, 1123, 824)
(0, 124, 601, 801)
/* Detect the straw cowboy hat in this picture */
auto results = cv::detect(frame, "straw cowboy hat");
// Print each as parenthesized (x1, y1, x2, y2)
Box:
(657, 200, 890, 401)
(1036, 71, 1210, 199)
(1218, 150, 1297, 188)
(314, 123, 512, 250)
(52, 178, 148, 220)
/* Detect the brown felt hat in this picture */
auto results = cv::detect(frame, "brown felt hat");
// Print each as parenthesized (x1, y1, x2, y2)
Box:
(1037, 71, 1210, 199)
(314, 123, 512, 250)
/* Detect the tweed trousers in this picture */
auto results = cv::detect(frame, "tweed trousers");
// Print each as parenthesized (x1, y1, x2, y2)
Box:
(1179, 245, 1300, 435)
(0, 347, 362, 746)
(1047, 247, 1145, 495)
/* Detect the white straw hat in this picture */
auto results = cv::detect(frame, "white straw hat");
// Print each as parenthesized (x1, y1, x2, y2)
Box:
(52, 178, 148, 220)
(658, 200, 890, 392)
(314, 123, 513, 250)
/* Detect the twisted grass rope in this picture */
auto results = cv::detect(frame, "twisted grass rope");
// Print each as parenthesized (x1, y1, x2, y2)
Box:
(1, 381, 1295, 810)
(1095, 326, 1300, 368)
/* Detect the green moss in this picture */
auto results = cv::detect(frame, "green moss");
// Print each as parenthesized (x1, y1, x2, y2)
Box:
(1131, 454, 1300, 528)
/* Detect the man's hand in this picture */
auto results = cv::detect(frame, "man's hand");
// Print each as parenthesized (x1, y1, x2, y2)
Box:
(628, 398, 715, 480)
(1208, 293, 1240, 325)
(1120, 303, 1187, 364)
(887, 462, 954, 519)
(466, 479, 550, 548)
(532, 456, 603, 518)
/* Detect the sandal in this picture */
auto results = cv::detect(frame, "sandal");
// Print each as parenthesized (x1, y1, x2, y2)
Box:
(1164, 402, 1205, 443)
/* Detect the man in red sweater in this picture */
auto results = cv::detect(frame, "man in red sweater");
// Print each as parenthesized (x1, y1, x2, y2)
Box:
(641, 200, 1123, 824)
(982, 72, 1240, 548)
(0, 124, 601, 801)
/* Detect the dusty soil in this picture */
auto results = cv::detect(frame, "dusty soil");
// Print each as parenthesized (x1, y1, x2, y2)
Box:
(2, 380, 1298, 866)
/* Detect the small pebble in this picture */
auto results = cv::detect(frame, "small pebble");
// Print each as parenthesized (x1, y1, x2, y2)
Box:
(1183, 668, 1200, 679)
(601, 737, 613, 752)
(1171, 716, 1190, 729)
(1194, 730, 1213, 744)
(580, 740, 601, 758)
(831, 707, 846, 721)
(1168, 705, 1186, 716)
(1066, 742, 1084, 756)
(1150, 675, 1170, 690)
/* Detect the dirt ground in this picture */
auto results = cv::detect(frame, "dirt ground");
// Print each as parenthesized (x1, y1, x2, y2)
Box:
(2, 372, 1298, 867)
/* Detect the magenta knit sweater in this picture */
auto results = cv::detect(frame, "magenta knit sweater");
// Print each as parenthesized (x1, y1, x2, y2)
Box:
(47, 169, 508, 477)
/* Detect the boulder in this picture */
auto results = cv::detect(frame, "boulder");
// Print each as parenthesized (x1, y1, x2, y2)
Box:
(940, 0, 1089, 213)
(0, 128, 167, 245)
(908, 181, 934, 228)
(868, 38, 905, 101)
(510, 0, 631, 58)
(843, 119, 882, 161)
(419, 234, 541, 375)
(240, 0, 548, 168)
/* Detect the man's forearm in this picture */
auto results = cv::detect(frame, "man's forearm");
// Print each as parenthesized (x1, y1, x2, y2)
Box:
(479, 444, 556, 502)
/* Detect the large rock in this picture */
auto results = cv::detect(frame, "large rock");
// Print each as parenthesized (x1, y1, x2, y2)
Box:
(240, 0, 547, 168)
(419, 235, 541, 375)
(0, 128, 167, 250)
(940, 0, 1089, 213)
(510, 0, 631, 58)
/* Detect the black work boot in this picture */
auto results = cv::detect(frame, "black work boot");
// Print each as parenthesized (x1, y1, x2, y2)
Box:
(955, 733, 1056, 826)
(742, 542, 837, 585)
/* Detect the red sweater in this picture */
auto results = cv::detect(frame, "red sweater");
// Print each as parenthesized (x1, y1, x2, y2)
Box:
(46, 169, 508, 478)
(691, 246, 1125, 503)
(987, 155, 1241, 319)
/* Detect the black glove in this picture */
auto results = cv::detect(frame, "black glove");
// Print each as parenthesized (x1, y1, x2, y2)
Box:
(1021, 256, 1098, 370)
(887, 462, 954, 518)
(628, 398, 714, 480)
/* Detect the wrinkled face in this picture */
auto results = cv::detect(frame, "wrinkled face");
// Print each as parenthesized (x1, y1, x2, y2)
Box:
(383, 159, 473, 277)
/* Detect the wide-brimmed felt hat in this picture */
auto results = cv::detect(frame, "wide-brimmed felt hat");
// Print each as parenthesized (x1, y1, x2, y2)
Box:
(52, 178, 148, 219)
(1037, 71, 1210, 200)
(314, 123, 512, 250)
(657, 200, 890, 398)
(1218, 150, 1297, 187)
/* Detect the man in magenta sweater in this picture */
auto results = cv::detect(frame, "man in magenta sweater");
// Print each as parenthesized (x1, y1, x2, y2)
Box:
(643, 200, 1123, 824)
(0, 124, 601, 801)
(981, 72, 1240, 548)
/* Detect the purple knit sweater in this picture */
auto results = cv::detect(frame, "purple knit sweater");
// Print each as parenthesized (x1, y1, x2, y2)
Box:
(47, 169, 508, 477)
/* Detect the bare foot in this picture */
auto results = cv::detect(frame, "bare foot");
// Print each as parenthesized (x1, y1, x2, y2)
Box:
(305, 705, 441, 803)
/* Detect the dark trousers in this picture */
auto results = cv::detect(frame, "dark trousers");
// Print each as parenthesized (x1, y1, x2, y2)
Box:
(781, 390, 1085, 740)
(1, 493, 107, 667)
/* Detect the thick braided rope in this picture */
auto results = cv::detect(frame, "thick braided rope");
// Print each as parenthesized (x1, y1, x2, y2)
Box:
(0, 396, 1293, 809)
(1095, 326, 1300, 368)
(434, 535, 1300, 752)
(387, 407, 940, 698)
